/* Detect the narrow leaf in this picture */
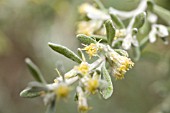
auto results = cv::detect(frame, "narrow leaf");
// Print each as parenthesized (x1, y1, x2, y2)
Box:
(20, 88, 42, 98)
(110, 13, 125, 29)
(133, 12, 146, 29)
(25, 58, 46, 84)
(105, 19, 116, 46)
(100, 64, 113, 99)
(77, 48, 86, 61)
(152, 5, 170, 25)
(20, 82, 48, 98)
(114, 49, 129, 57)
(48, 42, 82, 64)
(46, 99, 56, 113)
(93, 0, 106, 11)
(91, 35, 107, 43)
(77, 34, 96, 45)
(133, 46, 141, 62)
(140, 36, 149, 50)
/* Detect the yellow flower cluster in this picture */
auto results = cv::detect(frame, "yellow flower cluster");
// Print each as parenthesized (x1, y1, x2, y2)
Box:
(77, 3, 109, 36)
(77, 20, 102, 36)
(86, 78, 99, 94)
(109, 51, 134, 80)
(83, 43, 98, 59)
(54, 84, 70, 100)
(75, 62, 90, 75)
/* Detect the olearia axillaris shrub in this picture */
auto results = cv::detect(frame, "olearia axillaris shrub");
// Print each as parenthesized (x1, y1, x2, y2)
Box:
(20, 0, 170, 113)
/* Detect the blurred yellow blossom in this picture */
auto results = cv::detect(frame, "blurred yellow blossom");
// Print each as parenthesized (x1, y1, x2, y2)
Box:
(54, 84, 70, 100)
(86, 78, 99, 94)
(75, 62, 90, 75)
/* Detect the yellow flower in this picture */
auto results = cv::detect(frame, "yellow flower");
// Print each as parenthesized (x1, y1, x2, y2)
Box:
(54, 79, 59, 83)
(54, 84, 70, 100)
(78, 3, 90, 14)
(115, 29, 126, 38)
(64, 69, 77, 79)
(122, 58, 134, 70)
(114, 72, 125, 80)
(109, 50, 134, 80)
(77, 86, 91, 113)
(75, 62, 89, 75)
(78, 105, 91, 113)
(114, 57, 134, 80)
(77, 21, 93, 36)
(77, 20, 103, 36)
(86, 79, 99, 94)
(83, 43, 98, 59)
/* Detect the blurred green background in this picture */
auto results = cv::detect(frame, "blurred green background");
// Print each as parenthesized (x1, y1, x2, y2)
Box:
(0, 0, 170, 113)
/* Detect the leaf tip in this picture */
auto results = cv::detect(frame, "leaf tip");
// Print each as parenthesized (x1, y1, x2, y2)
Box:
(48, 42, 54, 47)
(25, 58, 31, 64)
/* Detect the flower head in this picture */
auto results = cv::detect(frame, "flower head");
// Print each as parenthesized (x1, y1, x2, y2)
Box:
(108, 49, 134, 80)
(149, 24, 169, 44)
(83, 43, 98, 59)
(115, 29, 126, 38)
(77, 20, 102, 36)
(77, 86, 91, 113)
(86, 78, 99, 94)
(75, 62, 90, 75)
(115, 57, 134, 80)
(54, 83, 70, 100)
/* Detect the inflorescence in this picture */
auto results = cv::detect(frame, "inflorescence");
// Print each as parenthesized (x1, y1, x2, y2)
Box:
(20, 0, 170, 113)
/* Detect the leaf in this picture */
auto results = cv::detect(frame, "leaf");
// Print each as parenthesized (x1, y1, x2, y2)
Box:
(20, 82, 48, 98)
(46, 99, 56, 113)
(25, 58, 46, 84)
(152, 5, 170, 25)
(100, 64, 113, 99)
(91, 35, 107, 43)
(77, 34, 96, 45)
(48, 42, 82, 64)
(110, 13, 125, 29)
(20, 88, 41, 98)
(93, 0, 106, 11)
(133, 12, 146, 29)
(77, 48, 86, 61)
(114, 49, 129, 57)
(105, 19, 116, 46)
(140, 36, 149, 50)
(133, 46, 141, 62)
(147, 0, 154, 11)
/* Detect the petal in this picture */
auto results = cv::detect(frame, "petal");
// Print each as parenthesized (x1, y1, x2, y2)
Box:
(122, 34, 132, 50)
(148, 13, 158, 23)
(156, 24, 169, 37)
(149, 25, 157, 43)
